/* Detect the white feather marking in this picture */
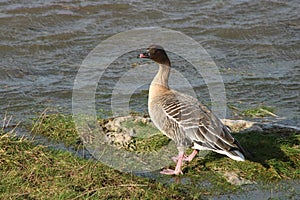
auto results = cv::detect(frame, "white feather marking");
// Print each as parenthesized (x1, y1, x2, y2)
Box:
(193, 143, 245, 161)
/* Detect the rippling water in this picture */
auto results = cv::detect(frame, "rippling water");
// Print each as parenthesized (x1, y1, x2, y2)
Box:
(0, 0, 299, 126)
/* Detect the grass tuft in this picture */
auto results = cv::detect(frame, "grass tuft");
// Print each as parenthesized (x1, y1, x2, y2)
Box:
(30, 110, 82, 149)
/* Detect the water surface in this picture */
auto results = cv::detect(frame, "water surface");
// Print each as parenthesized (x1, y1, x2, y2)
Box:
(0, 1, 299, 126)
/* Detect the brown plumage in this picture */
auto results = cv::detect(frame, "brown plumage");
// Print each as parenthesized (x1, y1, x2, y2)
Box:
(139, 45, 247, 175)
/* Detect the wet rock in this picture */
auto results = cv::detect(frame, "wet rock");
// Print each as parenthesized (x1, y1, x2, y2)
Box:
(134, 117, 151, 124)
(129, 129, 136, 137)
(101, 115, 147, 149)
(221, 119, 300, 133)
(221, 119, 263, 132)
(223, 171, 256, 186)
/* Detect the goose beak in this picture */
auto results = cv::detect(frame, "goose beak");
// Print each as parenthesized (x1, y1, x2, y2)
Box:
(138, 52, 150, 58)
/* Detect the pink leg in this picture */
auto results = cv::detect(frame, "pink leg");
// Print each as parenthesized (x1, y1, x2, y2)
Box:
(172, 149, 199, 162)
(160, 151, 184, 175)
(172, 154, 186, 162)
(184, 149, 198, 162)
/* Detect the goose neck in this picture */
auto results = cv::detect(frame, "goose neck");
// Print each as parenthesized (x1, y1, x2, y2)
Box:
(151, 64, 170, 89)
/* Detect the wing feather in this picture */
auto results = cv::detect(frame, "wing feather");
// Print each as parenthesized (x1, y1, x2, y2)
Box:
(158, 90, 244, 159)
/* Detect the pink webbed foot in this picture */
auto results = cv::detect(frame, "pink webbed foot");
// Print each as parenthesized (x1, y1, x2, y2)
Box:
(161, 151, 185, 175)
(160, 168, 183, 175)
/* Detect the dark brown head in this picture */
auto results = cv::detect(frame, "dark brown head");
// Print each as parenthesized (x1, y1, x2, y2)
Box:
(139, 45, 170, 66)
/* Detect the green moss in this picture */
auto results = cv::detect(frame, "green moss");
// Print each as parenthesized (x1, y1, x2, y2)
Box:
(121, 118, 171, 153)
(121, 118, 159, 138)
(242, 106, 276, 118)
(232, 131, 299, 180)
(133, 134, 171, 153)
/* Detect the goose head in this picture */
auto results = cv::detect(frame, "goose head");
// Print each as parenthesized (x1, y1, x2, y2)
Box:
(139, 45, 170, 66)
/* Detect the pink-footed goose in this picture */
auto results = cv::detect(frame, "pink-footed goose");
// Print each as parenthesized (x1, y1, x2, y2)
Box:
(139, 45, 247, 175)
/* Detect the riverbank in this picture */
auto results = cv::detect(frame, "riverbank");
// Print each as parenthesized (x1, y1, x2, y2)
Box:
(1, 111, 299, 199)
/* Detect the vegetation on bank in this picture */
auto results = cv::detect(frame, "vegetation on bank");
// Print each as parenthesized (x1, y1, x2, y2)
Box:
(1, 109, 299, 199)
(228, 104, 278, 118)
(0, 130, 184, 199)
